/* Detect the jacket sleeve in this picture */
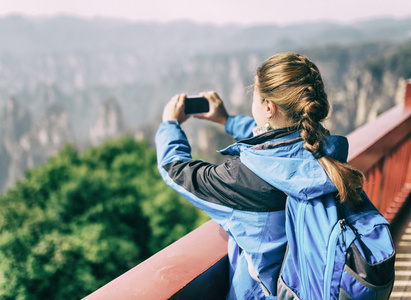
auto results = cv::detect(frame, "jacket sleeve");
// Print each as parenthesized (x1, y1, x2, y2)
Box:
(225, 115, 256, 141)
(156, 121, 232, 226)
(155, 121, 286, 227)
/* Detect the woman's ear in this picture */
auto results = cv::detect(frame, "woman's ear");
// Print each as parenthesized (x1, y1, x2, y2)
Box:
(265, 100, 277, 119)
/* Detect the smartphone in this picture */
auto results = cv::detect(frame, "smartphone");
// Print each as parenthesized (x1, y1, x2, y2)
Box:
(184, 97, 210, 115)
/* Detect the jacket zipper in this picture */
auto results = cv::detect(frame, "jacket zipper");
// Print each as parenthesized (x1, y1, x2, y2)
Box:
(297, 203, 309, 297)
(323, 220, 346, 299)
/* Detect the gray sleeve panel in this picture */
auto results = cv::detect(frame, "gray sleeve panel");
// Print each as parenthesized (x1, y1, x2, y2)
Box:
(163, 156, 287, 212)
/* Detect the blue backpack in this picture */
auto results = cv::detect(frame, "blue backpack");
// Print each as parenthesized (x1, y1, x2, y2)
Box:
(277, 192, 396, 299)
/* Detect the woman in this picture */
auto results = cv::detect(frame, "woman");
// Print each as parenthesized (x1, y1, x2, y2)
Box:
(155, 53, 369, 299)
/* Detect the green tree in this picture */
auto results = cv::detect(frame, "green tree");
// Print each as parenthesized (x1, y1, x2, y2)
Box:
(0, 136, 208, 299)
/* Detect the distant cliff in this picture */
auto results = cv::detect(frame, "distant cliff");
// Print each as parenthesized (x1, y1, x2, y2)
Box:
(90, 98, 127, 145)
(328, 43, 411, 134)
(0, 99, 74, 191)
(0, 15, 411, 191)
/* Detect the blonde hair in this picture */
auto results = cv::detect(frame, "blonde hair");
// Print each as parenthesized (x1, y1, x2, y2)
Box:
(256, 53, 364, 208)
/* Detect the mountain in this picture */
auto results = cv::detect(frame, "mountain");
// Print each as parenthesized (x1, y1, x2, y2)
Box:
(90, 98, 127, 145)
(1, 15, 411, 55)
(0, 15, 410, 191)
(0, 99, 74, 191)
(330, 42, 411, 133)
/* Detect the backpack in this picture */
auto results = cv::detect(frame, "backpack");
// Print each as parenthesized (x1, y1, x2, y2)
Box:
(277, 192, 396, 300)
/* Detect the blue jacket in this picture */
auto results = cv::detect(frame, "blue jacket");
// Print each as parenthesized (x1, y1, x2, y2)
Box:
(155, 115, 352, 299)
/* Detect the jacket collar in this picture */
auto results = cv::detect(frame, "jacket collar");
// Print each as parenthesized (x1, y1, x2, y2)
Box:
(219, 125, 302, 156)
(238, 125, 301, 145)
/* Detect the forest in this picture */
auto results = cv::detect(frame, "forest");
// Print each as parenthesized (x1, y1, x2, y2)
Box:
(0, 137, 208, 299)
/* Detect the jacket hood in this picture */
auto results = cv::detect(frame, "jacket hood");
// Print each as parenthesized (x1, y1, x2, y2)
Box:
(219, 129, 349, 201)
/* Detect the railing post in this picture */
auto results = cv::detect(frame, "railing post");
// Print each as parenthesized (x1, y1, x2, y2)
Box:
(405, 79, 411, 109)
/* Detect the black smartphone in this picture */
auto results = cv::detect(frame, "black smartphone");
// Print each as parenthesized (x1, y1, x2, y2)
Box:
(184, 97, 210, 115)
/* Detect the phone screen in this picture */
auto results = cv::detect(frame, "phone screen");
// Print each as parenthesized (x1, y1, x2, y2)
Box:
(184, 97, 210, 115)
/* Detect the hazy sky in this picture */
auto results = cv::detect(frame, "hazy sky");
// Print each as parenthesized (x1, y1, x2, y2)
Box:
(1, 0, 411, 25)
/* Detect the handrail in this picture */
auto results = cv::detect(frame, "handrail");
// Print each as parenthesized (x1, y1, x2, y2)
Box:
(347, 79, 411, 222)
(84, 80, 411, 300)
(84, 219, 229, 300)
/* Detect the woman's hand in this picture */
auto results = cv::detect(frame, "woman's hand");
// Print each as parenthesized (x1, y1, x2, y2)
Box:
(195, 91, 229, 125)
(162, 94, 190, 124)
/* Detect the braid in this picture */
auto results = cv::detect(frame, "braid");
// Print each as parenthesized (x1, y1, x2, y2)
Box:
(256, 52, 365, 209)
(294, 55, 329, 153)
(300, 101, 327, 152)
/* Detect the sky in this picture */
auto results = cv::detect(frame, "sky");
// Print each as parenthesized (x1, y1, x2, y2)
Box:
(0, 0, 411, 26)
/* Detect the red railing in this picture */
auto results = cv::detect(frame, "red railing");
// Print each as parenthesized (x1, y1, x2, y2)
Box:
(83, 219, 229, 300)
(347, 79, 411, 223)
(84, 81, 411, 300)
